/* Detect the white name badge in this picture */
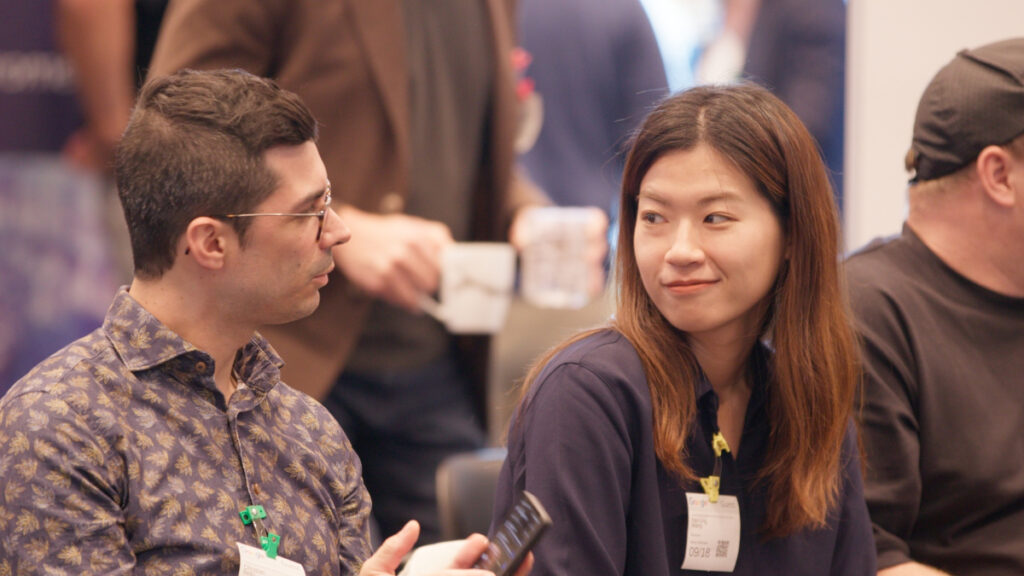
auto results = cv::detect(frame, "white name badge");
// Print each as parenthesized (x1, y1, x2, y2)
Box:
(237, 542, 307, 576)
(681, 493, 741, 572)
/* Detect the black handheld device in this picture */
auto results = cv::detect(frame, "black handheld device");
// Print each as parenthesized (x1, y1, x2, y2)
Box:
(473, 490, 552, 576)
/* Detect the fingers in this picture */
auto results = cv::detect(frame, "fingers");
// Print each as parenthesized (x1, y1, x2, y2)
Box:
(374, 217, 451, 310)
(450, 537, 534, 576)
(359, 520, 420, 576)
(511, 552, 534, 576)
(582, 208, 610, 298)
(333, 210, 454, 311)
(585, 207, 609, 246)
(62, 128, 110, 173)
(507, 205, 541, 250)
(390, 234, 450, 308)
(448, 533, 490, 569)
(584, 206, 610, 265)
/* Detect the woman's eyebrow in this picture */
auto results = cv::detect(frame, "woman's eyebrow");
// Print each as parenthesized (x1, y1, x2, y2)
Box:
(695, 190, 743, 208)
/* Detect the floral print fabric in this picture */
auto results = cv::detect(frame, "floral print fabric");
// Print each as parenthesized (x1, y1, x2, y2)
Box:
(0, 289, 373, 575)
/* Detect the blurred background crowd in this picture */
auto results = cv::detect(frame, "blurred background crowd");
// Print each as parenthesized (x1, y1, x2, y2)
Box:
(0, 0, 845, 400)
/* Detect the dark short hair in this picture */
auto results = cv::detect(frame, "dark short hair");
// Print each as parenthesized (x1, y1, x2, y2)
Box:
(115, 68, 318, 278)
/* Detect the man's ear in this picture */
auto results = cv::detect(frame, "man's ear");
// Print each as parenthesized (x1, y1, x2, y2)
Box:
(976, 145, 1018, 208)
(183, 217, 231, 270)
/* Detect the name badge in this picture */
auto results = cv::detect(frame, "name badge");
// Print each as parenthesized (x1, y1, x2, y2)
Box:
(237, 542, 307, 576)
(681, 493, 740, 572)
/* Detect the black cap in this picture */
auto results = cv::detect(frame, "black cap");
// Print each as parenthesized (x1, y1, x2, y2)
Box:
(908, 37, 1024, 182)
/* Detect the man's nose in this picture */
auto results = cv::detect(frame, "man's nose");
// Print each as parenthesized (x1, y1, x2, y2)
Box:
(322, 207, 351, 248)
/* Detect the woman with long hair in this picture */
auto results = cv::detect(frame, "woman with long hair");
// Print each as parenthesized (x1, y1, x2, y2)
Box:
(491, 84, 875, 575)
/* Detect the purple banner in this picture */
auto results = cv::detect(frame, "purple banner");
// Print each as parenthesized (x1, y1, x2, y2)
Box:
(0, 0, 83, 151)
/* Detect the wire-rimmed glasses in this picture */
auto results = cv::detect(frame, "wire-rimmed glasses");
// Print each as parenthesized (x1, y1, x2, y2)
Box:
(214, 184, 332, 241)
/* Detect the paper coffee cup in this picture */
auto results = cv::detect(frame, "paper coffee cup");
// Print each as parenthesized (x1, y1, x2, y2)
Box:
(420, 242, 515, 334)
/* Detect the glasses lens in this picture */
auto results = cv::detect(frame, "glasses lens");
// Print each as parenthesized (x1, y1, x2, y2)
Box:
(316, 191, 331, 241)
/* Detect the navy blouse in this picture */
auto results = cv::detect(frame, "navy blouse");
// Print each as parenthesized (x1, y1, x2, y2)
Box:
(492, 329, 875, 575)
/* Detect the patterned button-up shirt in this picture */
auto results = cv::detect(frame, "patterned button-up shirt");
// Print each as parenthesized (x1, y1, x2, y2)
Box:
(0, 289, 373, 575)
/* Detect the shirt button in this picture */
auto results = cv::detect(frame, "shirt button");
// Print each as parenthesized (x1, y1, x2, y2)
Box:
(195, 361, 207, 373)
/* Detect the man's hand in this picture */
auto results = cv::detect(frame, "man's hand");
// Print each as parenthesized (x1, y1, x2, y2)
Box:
(62, 126, 120, 174)
(359, 520, 534, 576)
(332, 205, 454, 312)
(510, 205, 610, 300)
(879, 562, 952, 575)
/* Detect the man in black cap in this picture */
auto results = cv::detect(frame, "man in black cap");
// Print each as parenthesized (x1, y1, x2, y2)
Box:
(846, 38, 1024, 576)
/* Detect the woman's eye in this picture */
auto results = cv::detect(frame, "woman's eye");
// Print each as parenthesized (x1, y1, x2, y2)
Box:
(640, 212, 663, 224)
(704, 213, 730, 224)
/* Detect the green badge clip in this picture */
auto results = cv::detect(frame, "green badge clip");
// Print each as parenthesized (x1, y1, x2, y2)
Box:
(239, 505, 267, 525)
(261, 533, 281, 559)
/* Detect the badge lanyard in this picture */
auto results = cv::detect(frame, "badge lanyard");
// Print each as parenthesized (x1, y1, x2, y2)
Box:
(682, 430, 741, 572)
(699, 431, 730, 503)
(240, 504, 281, 559)
(233, 375, 279, 560)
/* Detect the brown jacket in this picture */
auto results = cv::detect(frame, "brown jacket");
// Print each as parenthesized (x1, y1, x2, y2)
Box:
(149, 0, 542, 401)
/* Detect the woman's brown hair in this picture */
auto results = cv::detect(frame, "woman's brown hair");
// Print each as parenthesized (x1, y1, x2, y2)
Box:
(520, 84, 859, 537)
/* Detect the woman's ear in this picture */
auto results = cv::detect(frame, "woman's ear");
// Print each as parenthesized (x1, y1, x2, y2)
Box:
(182, 217, 230, 270)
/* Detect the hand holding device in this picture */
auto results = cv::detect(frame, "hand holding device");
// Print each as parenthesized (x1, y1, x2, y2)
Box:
(473, 491, 551, 576)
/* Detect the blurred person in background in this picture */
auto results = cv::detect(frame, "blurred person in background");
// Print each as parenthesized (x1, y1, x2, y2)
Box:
(638, 0, 721, 92)
(55, 0, 170, 284)
(517, 0, 668, 219)
(740, 0, 846, 204)
(640, 0, 846, 205)
(0, 0, 121, 392)
(697, 0, 846, 205)
(57, 0, 168, 176)
(483, 0, 666, 443)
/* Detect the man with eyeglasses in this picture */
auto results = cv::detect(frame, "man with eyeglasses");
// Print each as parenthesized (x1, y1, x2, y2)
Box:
(0, 69, 530, 576)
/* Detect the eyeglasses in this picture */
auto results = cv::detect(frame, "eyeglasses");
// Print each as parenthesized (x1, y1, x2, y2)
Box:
(214, 184, 332, 241)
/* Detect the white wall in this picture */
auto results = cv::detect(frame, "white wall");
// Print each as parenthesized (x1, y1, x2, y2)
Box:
(844, 0, 1024, 253)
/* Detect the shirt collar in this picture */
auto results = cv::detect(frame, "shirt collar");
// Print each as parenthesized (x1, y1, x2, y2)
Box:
(103, 288, 285, 393)
(235, 332, 285, 394)
(694, 342, 772, 413)
(104, 288, 196, 371)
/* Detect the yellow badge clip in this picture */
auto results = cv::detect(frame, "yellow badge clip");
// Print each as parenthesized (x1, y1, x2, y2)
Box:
(711, 432, 730, 457)
(699, 475, 721, 503)
(700, 432, 731, 503)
